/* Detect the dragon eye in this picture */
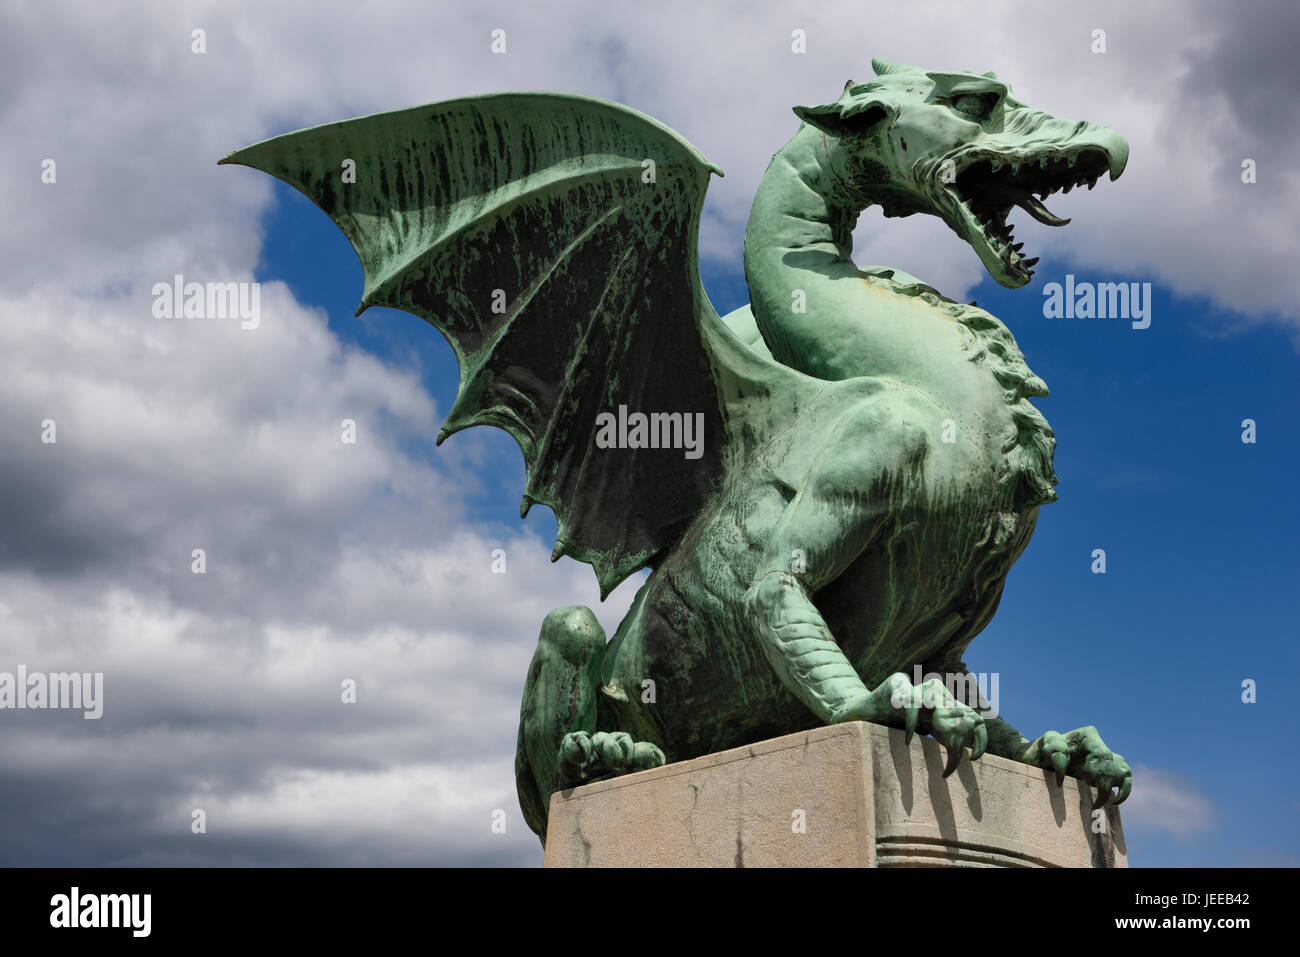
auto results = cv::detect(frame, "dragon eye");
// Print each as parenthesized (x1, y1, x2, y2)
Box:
(952, 93, 994, 120)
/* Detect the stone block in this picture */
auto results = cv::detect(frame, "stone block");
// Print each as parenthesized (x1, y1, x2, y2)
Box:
(543, 721, 1127, 867)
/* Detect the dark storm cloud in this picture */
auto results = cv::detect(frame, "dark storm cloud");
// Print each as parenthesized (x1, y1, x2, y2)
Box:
(1186, 1, 1300, 153)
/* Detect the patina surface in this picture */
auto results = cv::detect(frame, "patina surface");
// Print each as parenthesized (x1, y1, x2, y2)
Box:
(223, 58, 1133, 844)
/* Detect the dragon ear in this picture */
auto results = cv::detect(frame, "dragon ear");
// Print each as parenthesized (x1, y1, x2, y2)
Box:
(794, 97, 891, 138)
(982, 71, 998, 79)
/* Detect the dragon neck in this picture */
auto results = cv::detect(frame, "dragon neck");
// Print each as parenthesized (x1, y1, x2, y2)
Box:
(742, 124, 1059, 509)
(743, 126, 862, 377)
(744, 125, 954, 383)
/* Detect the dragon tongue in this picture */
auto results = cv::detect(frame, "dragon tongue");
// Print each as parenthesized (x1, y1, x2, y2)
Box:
(1016, 191, 1070, 226)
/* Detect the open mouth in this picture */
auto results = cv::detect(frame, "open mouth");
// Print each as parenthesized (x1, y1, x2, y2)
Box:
(943, 146, 1113, 286)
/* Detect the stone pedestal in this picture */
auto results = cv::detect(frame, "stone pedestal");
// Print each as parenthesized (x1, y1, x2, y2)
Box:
(543, 721, 1126, 867)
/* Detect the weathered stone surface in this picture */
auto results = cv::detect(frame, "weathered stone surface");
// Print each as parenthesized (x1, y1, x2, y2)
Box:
(544, 722, 1126, 868)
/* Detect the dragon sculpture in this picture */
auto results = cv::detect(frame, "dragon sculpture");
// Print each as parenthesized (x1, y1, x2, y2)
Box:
(222, 57, 1133, 845)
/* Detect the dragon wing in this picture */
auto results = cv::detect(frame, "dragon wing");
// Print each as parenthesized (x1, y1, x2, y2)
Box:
(220, 92, 733, 598)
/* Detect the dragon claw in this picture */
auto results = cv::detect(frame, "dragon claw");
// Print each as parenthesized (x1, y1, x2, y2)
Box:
(558, 730, 664, 786)
(859, 674, 986, 777)
(560, 730, 593, 767)
(942, 745, 964, 778)
(1050, 751, 1068, 789)
(1033, 727, 1130, 807)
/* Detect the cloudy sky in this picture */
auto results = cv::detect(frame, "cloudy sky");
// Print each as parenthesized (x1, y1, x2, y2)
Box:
(1, 0, 1297, 867)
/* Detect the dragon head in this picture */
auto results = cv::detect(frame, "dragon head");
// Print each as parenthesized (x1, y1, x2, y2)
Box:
(793, 57, 1128, 288)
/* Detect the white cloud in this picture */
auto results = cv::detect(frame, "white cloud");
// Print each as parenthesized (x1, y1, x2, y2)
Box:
(1120, 764, 1214, 841)
(0, 227, 636, 865)
(3, 2, 1296, 323)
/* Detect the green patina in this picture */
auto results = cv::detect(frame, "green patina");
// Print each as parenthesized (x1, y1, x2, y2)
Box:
(223, 58, 1132, 845)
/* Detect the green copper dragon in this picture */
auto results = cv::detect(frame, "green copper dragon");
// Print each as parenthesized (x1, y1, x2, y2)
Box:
(223, 57, 1133, 845)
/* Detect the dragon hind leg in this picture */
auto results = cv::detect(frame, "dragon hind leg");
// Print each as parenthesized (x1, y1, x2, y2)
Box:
(515, 605, 604, 842)
(514, 606, 667, 844)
